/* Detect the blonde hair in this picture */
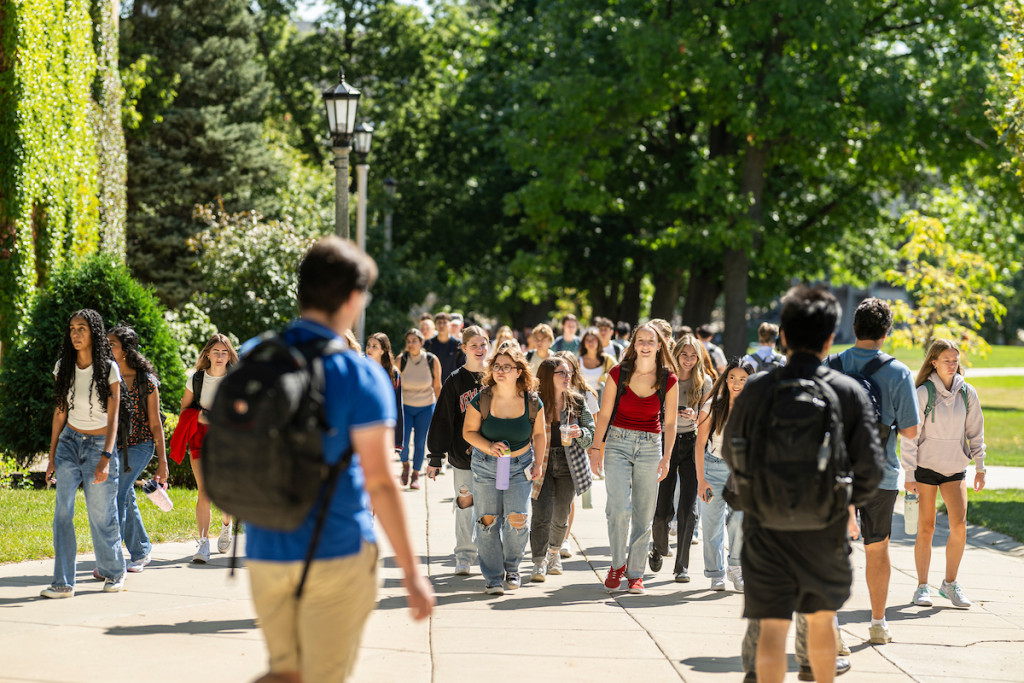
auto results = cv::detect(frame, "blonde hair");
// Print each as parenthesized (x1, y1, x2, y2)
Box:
(195, 333, 238, 371)
(757, 322, 779, 344)
(531, 323, 555, 343)
(915, 338, 963, 387)
(674, 334, 708, 410)
(483, 340, 536, 394)
(555, 351, 599, 403)
(649, 318, 674, 355)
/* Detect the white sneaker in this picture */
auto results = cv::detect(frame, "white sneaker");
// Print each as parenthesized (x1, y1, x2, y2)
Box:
(940, 580, 972, 608)
(546, 550, 563, 575)
(217, 522, 233, 554)
(692, 525, 700, 545)
(913, 584, 933, 606)
(40, 585, 74, 599)
(102, 575, 125, 593)
(869, 622, 892, 644)
(127, 555, 151, 573)
(559, 540, 572, 558)
(668, 520, 677, 536)
(710, 577, 726, 591)
(530, 559, 548, 583)
(727, 566, 744, 592)
(192, 538, 211, 564)
(454, 561, 471, 576)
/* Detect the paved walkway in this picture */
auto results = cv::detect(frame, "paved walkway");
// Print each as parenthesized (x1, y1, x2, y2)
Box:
(2, 462, 1024, 682)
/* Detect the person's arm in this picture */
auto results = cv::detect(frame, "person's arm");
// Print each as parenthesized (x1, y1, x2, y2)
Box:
(965, 384, 986, 492)
(355, 424, 434, 621)
(463, 403, 503, 456)
(426, 379, 455, 476)
(572, 397, 595, 450)
(894, 366, 921, 440)
(180, 383, 193, 413)
(147, 384, 169, 485)
(658, 383, 679, 481)
(589, 374, 618, 476)
(901, 386, 925, 494)
(393, 376, 404, 452)
(432, 357, 443, 400)
(529, 404, 548, 480)
(695, 405, 712, 502)
(46, 406, 69, 486)
(96, 381, 120, 484)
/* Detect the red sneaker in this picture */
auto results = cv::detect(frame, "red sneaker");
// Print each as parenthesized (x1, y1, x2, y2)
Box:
(627, 577, 645, 594)
(604, 565, 626, 590)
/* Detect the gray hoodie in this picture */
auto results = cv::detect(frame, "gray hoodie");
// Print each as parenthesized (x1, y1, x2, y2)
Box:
(900, 372, 985, 481)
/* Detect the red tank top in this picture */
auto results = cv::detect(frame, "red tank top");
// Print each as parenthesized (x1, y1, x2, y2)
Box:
(608, 365, 678, 434)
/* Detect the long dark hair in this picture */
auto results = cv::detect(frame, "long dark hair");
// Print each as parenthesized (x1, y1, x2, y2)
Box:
(538, 357, 582, 423)
(369, 332, 399, 387)
(108, 324, 157, 379)
(54, 309, 113, 415)
(702, 357, 754, 436)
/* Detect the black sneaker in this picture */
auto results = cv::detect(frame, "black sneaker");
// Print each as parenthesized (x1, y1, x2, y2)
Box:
(503, 572, 521, 591)
(648, 551, 663, 572)
(798, 657, 851, 681)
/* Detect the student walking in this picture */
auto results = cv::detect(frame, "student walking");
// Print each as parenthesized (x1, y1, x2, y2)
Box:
(591, 323, 679, 595)
(107, 325, 168, 574)
(42, 309, 125, 598)
(695, 357, 753, 592)
(398, 329, 442, 489)
(527, 324, 556, 374)
(552, 314, 581, 354)
(742, 322, 787, 373)
(577, 327, 617, 398)
(649, 334, 712, 582)
(424, 312, 466, 380)
(529, 357, 594, 582)
(426, 326, 491, 575)
(175, 333, 238, 563)
(463, 341, 546, 595)
(365, 333, 404, 453)
(903, 339, 986, 609)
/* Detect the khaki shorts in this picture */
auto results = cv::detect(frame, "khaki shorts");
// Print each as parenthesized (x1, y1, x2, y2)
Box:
(249, 543, 378, 682)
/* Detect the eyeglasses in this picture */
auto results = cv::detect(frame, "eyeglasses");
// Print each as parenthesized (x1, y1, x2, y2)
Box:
(554, 370, 573, 377)
(492, 363, 518, 374)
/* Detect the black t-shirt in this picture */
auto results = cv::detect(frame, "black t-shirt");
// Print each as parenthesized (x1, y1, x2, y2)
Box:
(424, 336, 466, 381)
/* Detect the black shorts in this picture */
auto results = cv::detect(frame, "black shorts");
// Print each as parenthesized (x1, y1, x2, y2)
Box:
(856, 489, 899, 545)
(741, 523, 852, 620)
(915, 466, 966, 486)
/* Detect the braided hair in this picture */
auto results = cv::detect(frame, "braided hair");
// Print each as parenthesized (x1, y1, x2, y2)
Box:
(54, 309, 114, 416)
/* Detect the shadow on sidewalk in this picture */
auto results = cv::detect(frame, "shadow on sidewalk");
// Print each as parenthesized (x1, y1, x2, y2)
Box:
(105, 617, 257, 636)
(679, 653, 801, 675)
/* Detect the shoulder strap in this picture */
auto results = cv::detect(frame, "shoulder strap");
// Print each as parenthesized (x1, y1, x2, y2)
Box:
(603, 365, 632, 442)
(190, 371, 205, 410)
(924, 381, 937, 423)
(657, 367, 669, 426)
(826, 354, 843, 371)
(526, 350, 535, 361)
(399, 352, 408, 372)
(478, 385, 492, 421)
(426, 352, 437, 381)
(527, 391, 540, 425)
(861, 353, 895, 377)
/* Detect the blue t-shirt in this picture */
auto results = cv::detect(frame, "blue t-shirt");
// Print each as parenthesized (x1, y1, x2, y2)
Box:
(245, 319, 397, 562)
(835, 347, 920, 490)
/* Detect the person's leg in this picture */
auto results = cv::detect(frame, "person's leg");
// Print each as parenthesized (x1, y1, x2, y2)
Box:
(603, 433, 635, 571)
(756, 618, 790, 683)
(530, 460, 556, 563)
(626, 433, 662, 578)
(248, 560, 302, 681)
(471, 451, 504, 587)
(795, 614, 809, 668)
(502, 451, 534, 577)
(83, 440, 125, 580)
(451, 467, 477, 567)
(52, 431, 84, 588)
(118, 442, 155, 562)
(939, 479, 969, 583)
(741, 619, 760, 676)
(548, 451, 575, 550)
(399, 404, 415, 464)
(651, 436, 682, 558)
(701, 456, 729, 578)
(411, 404, 434, 472)
(865, 539, 891, 620)
(726, 506, 745, 569)
(675, 441, 698, 574)
(803, 611, 839, 683)
(915, 483, 939, 584)
(190, 454, 212, 538)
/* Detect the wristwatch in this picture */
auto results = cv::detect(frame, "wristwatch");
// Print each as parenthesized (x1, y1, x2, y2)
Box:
(101, 451, 113, 459)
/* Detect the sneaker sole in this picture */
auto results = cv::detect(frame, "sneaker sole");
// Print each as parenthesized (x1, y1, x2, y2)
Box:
(559, 549, 572, 558)
(455, 569, 471, 576)
(547, 568, 563, 576)
(939, 591, 971, 608)
(102, 584, 125, 593)
(674, 575, 691, 583)
(531, 574, 546, 583)
(40, 590, 74, 599)
(628, 589, 645, 594)
(192, 557, 209, 564)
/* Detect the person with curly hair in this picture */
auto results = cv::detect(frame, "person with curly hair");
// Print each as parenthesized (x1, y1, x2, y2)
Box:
(42, 309, 124, 598)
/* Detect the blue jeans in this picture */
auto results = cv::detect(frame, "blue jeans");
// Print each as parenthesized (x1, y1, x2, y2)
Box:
(471, 447, 534, 587)
(52, 426, 125, 587)
(700, 452, 744, 578)
(116, 441, 155, 562)
(604, 426, 663, 579)
(400, 403, 435, 471)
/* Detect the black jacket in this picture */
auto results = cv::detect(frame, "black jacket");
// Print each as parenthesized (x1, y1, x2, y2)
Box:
(723, 352, 886, 515)
(427, 366, 483, 470)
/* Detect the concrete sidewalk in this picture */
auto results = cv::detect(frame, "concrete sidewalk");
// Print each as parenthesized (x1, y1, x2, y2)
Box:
(2, 462, 1023, 682)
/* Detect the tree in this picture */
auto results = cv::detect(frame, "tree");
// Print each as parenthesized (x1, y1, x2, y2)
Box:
(885, 212, 1008, 357)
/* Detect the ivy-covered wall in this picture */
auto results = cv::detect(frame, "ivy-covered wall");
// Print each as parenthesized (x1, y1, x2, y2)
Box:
(0, 0, 125, 360)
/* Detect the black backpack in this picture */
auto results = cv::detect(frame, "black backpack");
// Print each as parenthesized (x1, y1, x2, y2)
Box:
(749, 351, 785, 374)
(203, 333, 348, 597)
(826, 352, 896, 443)
(725, 366, 853, 531)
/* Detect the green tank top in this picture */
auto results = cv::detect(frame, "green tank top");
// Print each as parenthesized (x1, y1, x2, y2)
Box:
(470, 393, 534, 451)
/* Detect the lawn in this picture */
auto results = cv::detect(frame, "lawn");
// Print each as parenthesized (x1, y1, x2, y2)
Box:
(965, 376, 1024, 468)
(939, 489, 1024, 544)
(0, 487, 223, 564)
(829, 343, 1024, 370)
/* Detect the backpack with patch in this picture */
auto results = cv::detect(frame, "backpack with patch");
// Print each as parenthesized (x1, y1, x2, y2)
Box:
(725, 366, 853, 531)
(826, 352, 896, 443)
(602, 364, 670, 441)
(922, 381, 972, 456)
(475, 385, 541, 426)
(749, 351, 785, 374)
(400, 351, 437, 382)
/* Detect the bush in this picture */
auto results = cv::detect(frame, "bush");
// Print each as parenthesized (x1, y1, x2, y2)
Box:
(0, 254, 185, 466)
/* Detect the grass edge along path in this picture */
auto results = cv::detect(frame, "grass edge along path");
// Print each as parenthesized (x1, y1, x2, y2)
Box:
(934, 488, 1024, 544)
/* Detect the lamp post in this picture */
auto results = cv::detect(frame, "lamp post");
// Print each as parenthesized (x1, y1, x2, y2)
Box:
(352, 122, 374, 344)
(383, 176, 397, 252)
(321, 67, 361, 239)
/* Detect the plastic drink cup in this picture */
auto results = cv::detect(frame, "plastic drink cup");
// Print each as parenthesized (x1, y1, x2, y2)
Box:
(560, 423, 572, 446)
(904, 493, 918, 535)
(496, 441, 511, 490)
(142, 479, 174, 512)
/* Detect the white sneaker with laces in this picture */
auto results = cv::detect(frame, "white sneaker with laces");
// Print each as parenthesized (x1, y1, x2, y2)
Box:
(217, 522, 233, 554)
(913, 584, 933, 606)
(40, 585, 74, 599)
(559, 540, 572, 558)
(869, 622, 892, 644)
(127, 555, 151, 573)
(546, 549, 563, 575)
(192, 538, 211, 564)
(940, 580, 972, 608)
(710, 577, 726, 591)
(102, 575, 126, 593)
(668, 519, 677, 536)
(727, 566, 744, 592)
(530, 558, 548, 583)
(454, 561, 471, 576)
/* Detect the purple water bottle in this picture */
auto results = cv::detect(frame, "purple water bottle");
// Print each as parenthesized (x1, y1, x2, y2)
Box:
(496, 440, 511, 490)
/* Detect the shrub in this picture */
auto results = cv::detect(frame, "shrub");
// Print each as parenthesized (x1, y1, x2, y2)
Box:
(0, 254, 185, 466)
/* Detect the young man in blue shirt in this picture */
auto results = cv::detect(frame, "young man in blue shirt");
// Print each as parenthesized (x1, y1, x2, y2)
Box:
(246, 237, 434, 683)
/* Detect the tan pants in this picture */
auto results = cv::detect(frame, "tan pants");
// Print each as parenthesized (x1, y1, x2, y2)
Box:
(249, 543, 378, 682)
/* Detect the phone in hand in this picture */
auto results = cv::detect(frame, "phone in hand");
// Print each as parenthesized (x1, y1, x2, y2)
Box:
(704, 487, 713, 502)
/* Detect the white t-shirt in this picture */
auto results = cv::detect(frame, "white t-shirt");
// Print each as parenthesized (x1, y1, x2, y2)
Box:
(54, 359, 121, 431)
(579, 362, 605, 393)
(700, 397, 726, 457)
(586, 391, 599, 415)
(188, 371, 227, 410)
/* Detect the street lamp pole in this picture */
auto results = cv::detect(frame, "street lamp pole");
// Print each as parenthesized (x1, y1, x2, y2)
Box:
(321, 67, 361, 239)
(352, 122, 374, 344)
(383, 176, 397, 252)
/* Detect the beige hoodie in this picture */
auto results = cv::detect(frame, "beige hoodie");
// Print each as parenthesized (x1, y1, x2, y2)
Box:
(900, 372, 985, 481)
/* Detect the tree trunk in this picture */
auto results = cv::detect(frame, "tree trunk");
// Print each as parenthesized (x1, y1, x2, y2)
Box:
(650, 268, 682, 322)
(722, 143, 768, 358)
(620, 272, 643, 327)
(681, 262, 722, 328)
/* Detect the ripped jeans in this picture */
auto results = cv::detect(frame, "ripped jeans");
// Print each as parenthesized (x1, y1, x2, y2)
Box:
(471, 447, 534, 587)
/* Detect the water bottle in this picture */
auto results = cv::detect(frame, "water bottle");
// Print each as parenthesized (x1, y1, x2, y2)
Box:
(142, 479, 174, 512)
(495, 441, 511, 491)
(904, 493, 918, 535)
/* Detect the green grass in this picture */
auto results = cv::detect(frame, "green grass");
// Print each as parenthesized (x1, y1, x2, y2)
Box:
(959, 376, 1024, 468)
(0, 487, 225, 564)
(941, 489, 1024, 544)
(830, 343, 1024, 370)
